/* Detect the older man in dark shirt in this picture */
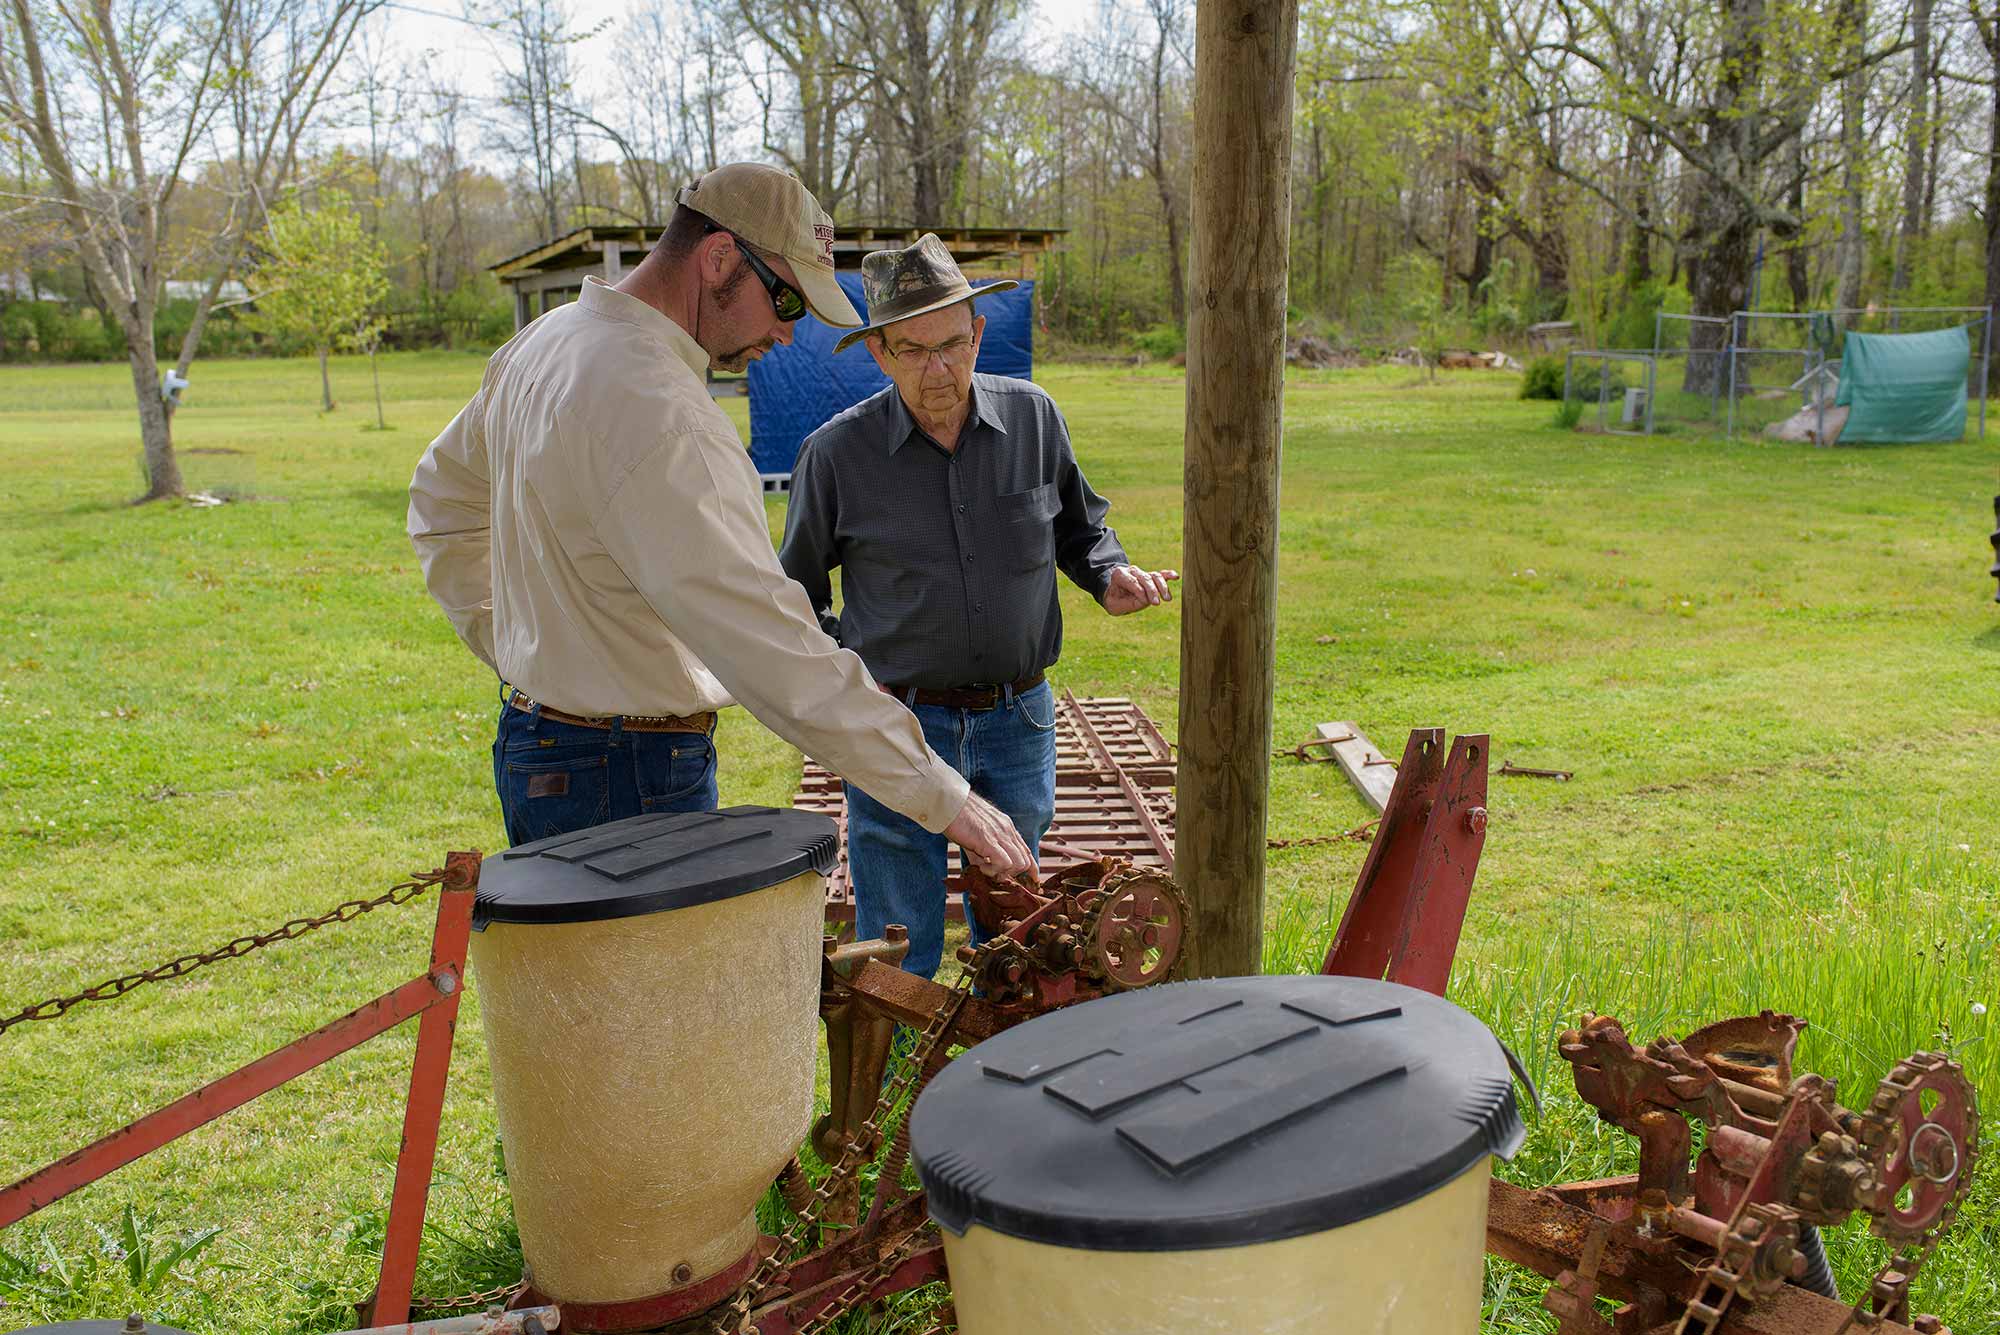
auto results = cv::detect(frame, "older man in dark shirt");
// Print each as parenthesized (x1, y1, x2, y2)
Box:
(780, 234, 1176, 977)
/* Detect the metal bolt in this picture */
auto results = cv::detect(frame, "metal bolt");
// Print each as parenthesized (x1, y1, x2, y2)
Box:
(1465, 806, 1488, 836)
(672, 1262, 694, 1285)
(124, 1317, 146, 1334)
(885, 924, 909, 944)
(432, 971, 458, 996)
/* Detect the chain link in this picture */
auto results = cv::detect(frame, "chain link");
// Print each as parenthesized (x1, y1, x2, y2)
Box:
(1267, 817, 1380, 850)
(710, 941, 992, 1335)
(0, 867, 455, 1038)
(409, 1279, 528, 1313)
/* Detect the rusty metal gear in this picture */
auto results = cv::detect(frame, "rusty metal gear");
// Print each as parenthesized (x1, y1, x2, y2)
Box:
(1079, 869, 1188, 988)
(1854, 1053, 1979, 1246)
(1824, 1053, 1979, 1334)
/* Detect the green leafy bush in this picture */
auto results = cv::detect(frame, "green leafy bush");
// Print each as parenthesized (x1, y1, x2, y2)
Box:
(1128, 323, 1185, 361)
(1518, 354, 1566, 400)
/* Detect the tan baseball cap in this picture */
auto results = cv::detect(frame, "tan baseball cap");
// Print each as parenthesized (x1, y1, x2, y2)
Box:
(675, 164, 862, 328)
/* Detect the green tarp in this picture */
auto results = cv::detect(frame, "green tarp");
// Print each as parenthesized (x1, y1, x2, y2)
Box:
(1835, 326, 1970, 443)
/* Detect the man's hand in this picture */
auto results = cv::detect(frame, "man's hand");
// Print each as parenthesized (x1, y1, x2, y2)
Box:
(945, 791, 1037, 879)
(1101, 565, 1179, 616)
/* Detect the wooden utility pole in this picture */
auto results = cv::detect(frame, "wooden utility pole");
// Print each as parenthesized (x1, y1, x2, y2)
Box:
(1175, 0, 1300, 978)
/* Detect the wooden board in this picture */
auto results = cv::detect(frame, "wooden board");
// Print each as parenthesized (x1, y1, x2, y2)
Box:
(796, 693, 1176, 922)
(1318, 720, 1399, 813)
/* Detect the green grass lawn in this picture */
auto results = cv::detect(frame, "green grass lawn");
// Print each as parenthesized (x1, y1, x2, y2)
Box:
(1, 349, 1997, 1332)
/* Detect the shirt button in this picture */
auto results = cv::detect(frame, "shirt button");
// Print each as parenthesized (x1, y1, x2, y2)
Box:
(957, 505, 966, 514)
(974, 603, 983, 612)
(965, 554, 974, 563)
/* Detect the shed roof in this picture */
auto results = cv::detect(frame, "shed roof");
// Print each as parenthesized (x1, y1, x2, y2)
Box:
(490, 223, 1064, 281)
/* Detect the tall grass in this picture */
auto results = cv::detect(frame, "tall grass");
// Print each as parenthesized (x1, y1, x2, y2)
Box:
(1269, 825, 2000, 1331)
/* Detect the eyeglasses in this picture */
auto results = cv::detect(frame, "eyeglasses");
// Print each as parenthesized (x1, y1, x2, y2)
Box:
(885, 336, 976, 369)
(726, 232, 808, 322)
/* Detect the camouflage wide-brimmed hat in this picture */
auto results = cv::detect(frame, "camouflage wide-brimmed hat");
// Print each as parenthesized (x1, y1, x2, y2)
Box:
(831, 233, 1018, 354)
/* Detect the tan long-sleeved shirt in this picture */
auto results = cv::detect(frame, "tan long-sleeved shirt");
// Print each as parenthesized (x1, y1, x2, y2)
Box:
(406, 276, 970, 833)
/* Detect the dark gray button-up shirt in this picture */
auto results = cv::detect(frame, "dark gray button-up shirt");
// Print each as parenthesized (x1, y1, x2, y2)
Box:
(778, 374, 1129, 690)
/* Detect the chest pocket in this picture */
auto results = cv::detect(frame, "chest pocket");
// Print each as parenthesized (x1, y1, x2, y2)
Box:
(996, 483, 1059, 573)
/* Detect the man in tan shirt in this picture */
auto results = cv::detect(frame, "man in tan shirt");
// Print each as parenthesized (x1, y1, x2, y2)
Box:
(407, 163, 1033, 877)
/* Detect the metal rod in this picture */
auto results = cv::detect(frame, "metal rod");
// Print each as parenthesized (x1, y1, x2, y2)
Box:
(329, 1305, 559, 1335)
(0, 970, 456, 1229)
(1981, 307, 1991, 441)
(1728, 315, 1739, 440)
(1644, 353, 1656, 436)
(362, 876, 479, 1328)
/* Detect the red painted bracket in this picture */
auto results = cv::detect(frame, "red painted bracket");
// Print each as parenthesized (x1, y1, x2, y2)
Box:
(0, 852, 481, 1331)
(1321, 730, 1489, 995)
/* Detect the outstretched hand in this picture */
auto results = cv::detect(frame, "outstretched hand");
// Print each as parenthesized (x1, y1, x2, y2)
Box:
(1102, 565, 1179, 616)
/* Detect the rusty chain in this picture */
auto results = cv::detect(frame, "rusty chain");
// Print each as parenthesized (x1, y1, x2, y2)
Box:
(409, 1279, 529, 1313)
(1266, 817, 1381, 850)
(0, 866, 456, 1038)
(710, 940, 992, 1335)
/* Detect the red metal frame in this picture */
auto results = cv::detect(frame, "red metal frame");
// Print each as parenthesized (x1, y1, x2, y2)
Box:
(0, 850, 481, 1330)
(1321, 729, 1489, 994)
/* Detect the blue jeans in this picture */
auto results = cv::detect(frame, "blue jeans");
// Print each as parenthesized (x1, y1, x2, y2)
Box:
(492, 690, 718, 847)
(846, 681, 1058, 977)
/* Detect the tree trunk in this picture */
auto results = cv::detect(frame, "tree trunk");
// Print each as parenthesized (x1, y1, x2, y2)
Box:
(318, 346, 333, 411)
(1177, 0, 1298, 980)
(1682, 0, 1768, 395)
(1148, 3, 1186, 328)
(1160, 174, 1187, 328)
(128, 349, 182, 502)
(1836, 0, 1868, 315)
(1986, 43, 2000, 389)
(1466, 221, 1494, 309)
(1890, 0, 1931, 295)
(895, 0, 941, 220)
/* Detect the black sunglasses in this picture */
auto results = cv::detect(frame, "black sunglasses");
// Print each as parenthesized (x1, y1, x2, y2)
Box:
(723, 231, 808, 323)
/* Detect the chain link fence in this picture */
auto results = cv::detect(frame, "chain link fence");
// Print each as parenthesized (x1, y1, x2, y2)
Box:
(1560, 351, 1656, 435)
(1552, 307, 1993, 441)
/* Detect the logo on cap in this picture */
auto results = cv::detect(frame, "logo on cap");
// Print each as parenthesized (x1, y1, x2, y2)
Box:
(814, 223, 834, 269)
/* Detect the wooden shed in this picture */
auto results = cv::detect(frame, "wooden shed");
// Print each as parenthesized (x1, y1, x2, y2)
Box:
(489, 224, 1064, 333)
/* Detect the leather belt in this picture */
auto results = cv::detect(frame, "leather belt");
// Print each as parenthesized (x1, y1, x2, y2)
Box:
(509, 690, 716, 735)
(882, 669, 1045, 712)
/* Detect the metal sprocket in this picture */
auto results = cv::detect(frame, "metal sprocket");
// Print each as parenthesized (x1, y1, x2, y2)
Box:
(1080, 870, 1188, 988)
(1856, 1052, 1979, 1246)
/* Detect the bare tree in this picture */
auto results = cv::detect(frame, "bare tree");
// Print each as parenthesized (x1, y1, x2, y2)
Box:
(735, 0, 867, 209)
(1079, 0, 1191, 325)
(611, 0, 737, 216)
(0, 0, 375, 501)
(846, 0, 1017, 224)
(480, 0, 592, 237)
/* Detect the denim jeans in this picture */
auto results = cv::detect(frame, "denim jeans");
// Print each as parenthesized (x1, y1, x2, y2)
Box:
(492, 689, 718, 847)
(846, 680, 1058, 978)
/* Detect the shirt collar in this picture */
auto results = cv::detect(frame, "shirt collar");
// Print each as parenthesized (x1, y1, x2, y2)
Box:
(580, 276, 709, 379)
(885, 376, 1006, 455)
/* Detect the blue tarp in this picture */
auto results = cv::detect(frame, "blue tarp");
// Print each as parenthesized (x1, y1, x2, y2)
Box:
(746, 272, 1033, 477)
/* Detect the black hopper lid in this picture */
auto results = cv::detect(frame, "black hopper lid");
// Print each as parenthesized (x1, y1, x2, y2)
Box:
(474, 806, 839, 927)
(911, 974, 1523, 1251)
